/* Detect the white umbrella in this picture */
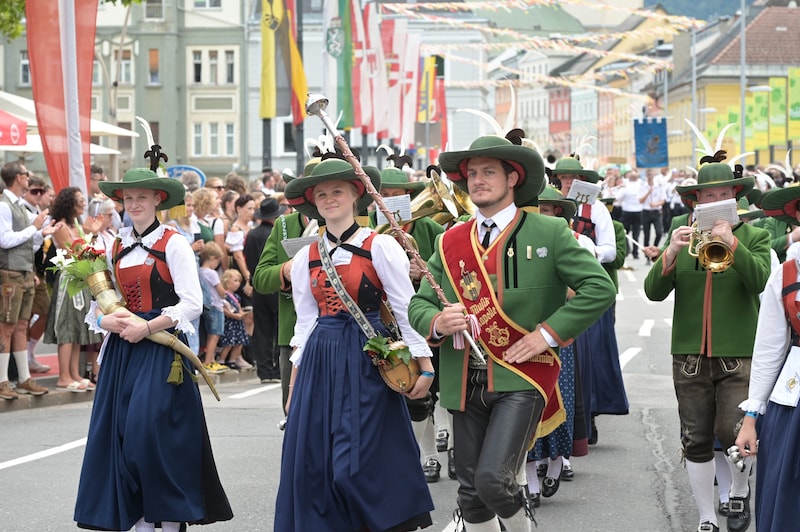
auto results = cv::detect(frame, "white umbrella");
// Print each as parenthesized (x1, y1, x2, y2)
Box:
(0, 134, 120, 155)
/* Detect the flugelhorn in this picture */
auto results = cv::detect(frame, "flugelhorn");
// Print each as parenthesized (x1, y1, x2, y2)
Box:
(687, 221, 734, 272)
(375, 169, 459, 231)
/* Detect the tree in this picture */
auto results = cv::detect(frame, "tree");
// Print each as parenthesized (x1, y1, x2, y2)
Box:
(0, 0, 142, 41)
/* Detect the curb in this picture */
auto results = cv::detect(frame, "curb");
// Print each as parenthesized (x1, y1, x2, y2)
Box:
(0, 367, 259, 413)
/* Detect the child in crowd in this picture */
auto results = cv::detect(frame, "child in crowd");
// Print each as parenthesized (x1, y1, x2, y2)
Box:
(198, 243, 228, 374)
(218, 269, 252, 370)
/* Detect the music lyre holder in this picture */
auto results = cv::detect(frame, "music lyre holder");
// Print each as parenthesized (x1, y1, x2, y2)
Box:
(306, 94, 485, 363)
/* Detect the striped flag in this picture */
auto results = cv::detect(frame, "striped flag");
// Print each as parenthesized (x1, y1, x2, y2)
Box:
(380, 17, 407, 141)
(322, 0, 354, 129)
(400, 32, 422, 147)
(25, 0, 97, 194)
(277, 0, 308, 126)
(350, 0, 371, 130)
(417, 56, 437, 123)
(363, 3, 389, 135)
(259, 0, 279, 118)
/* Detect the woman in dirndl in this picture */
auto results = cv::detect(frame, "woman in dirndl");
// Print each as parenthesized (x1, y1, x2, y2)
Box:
(74, 167, 232, 531)
(736, 186, 800, 531)
(276, 158, 435, 531)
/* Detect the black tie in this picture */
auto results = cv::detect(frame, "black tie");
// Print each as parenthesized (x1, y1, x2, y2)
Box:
(481, 220, 495, 248)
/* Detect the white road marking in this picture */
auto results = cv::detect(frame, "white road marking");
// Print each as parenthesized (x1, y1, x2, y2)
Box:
(616, 291, 624, 301)
(0, 438, 87, 471)
(664, 318, 673, 326)
(229, 383, 281, 400)
(624, 270, 636, 283)
(620, 347, 642, 370)
(636, 289, 656, 305)
(440, 521, 458, 532)
(638, 319, 655, 337)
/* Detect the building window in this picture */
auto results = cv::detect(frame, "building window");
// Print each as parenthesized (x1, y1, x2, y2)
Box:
(225, 50, 235, 84)
(20, 51, 30, 85)
(192, 51, 202, 83)
(118, 121, 132, 150)
(282, 119, 296, 154)
(194, 0, 222, 7)
(225, 123, 235, 156)
(114, 49, 133, 84)
(148, 49, 160, 84)
(144, 0, 163, 19)
(92, 59, 102, 86)
(209, 123, 219, 156)
(193, 123, 203, 156)
(209, 51, 218, 85)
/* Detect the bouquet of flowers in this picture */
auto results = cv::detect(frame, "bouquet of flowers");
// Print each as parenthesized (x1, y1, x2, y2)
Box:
(47, 236, 107, 296)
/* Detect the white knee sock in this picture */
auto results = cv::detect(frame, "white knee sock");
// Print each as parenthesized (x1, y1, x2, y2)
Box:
(160, 522, 181, 532)
(546, 456, 563, 479)
(27, 338, 38, 359)
(686, 459, 717, 526)
(563, 457, 571, 467)
(729, 457, 752, 498)
(499, 507, 531, 532)
(134, 518, 155, 532)
(525, 462, 540, 494)
(464, 517, 502, 532)
(412, 417, 438, 462)
(713, 450, 731, 503)
(0, 352, 10, 383)
(13, 351, 30, 382)
(516, 457, 527, 486)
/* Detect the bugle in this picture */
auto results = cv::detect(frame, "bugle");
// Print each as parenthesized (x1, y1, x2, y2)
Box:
(687, 221, 734, 272)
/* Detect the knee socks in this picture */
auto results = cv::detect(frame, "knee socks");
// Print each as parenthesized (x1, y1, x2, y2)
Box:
(464, 517, 502, 532)
(686, 458, 717, 527)
(713, 450, 731, 503)
(729, 456, 752, 498)
(411, 416, 438, 462)
(498, 507, 532, 532)
(0, 352, 9, 383)
(13, 351, 30, 382)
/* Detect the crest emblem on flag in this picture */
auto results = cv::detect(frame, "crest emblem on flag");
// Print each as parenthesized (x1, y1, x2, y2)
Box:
(326, 17, 344, 58)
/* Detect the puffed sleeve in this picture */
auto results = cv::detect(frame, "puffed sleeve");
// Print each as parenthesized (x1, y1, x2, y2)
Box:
(288, 245, 318, 366)
(371, 234, 433, 359)
(161, 234, 203, 334)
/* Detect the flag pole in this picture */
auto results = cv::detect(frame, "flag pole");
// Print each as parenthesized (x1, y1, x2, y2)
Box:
(294, 0, 304, 177)
(307, 93, 486, 363)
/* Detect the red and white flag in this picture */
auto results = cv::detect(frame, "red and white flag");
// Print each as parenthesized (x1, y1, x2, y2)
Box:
(363, 3, 389, 135)
(400, 32, 421, 148)
(26, 0, 97, 194)
(350, 0, 371, 130)
(380, 17, 407, 141)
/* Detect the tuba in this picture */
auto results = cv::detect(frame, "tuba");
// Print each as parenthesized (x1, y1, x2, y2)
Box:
(687, 221, 734, 272)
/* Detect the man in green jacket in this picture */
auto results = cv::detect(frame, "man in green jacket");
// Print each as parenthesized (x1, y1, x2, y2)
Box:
(408, 134, 616, 532)
(644, 162, 771, 532)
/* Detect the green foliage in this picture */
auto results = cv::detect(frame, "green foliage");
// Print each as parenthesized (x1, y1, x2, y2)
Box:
(47, 237, 108, 297)
(0, 0, 143, 41)
(363, 335, 413, 365)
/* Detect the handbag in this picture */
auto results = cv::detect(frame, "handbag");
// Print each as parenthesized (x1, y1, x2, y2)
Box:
(317, 240, 419, 393)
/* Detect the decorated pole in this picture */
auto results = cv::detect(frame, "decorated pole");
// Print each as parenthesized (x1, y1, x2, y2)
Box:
(306, 93, 485, 362)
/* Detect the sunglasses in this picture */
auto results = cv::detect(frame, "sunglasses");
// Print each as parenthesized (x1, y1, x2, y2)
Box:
(210, 185, 225, 190)
(28, 188, 45, 195)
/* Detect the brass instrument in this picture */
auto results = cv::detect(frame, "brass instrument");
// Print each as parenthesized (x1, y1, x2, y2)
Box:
(449, 178, 477, 218)
(375, 169, 459, 231)
(687, 221, 734, 272)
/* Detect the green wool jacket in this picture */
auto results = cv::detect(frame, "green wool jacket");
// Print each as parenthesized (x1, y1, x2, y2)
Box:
(644, 213, 771, 357)
(602, 220, 627, 291)
(758, 216, 790, 262)
(368, 213, 445, 261)
(408, 210, 617, 411)
(252, 212, 311, 346)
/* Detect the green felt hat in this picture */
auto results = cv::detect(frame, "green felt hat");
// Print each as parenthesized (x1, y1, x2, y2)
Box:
(283, 158, 380, 221)
(99, 168, 185, 210)
(380, 167, 426, 198)
(537, 186, 577, 220)
(675, 163, 754, 206)
(549, 157, 601, 184)
(761, 184, 800, 225)
(438, 135, 545, 207)
(737, 198, 764, 221)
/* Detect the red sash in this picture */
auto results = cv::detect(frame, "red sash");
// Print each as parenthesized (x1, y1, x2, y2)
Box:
(441, 216, 565, 437)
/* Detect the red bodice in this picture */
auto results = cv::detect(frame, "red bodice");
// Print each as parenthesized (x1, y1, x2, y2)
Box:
(113, 232, 179, 312)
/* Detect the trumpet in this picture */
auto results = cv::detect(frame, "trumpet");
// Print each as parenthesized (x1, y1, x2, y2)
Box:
(687, 221, 734, 272)
(376, 170, 459, 231)
(440, 173, 477, 218)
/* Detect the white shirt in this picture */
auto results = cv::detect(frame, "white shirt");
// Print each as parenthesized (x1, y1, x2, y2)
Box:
(475, 202, 518, 246)
(616, 180, 643, 213)
(0, 189, 44, 252)
(739, 261, 799, 414)
(576, 201, 617, 264)
(641, 182, 667, 211)
(289, 228, 433, 366)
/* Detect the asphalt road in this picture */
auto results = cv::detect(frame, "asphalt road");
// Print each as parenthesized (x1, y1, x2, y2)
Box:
(0, 257, 753, 531)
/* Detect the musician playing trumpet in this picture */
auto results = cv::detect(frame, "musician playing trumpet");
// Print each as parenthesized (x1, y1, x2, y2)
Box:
(644, 161, 771, 532)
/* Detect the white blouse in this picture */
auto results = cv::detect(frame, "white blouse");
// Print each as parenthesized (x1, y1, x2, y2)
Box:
(739, 260, 798, 414)
(289, 228, 433, 366)
(86, 224, 202, 337)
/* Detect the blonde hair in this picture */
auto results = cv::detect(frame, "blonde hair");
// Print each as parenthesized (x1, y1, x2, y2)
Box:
(199, 241, 224, 264)
(221, 269, 242, 287)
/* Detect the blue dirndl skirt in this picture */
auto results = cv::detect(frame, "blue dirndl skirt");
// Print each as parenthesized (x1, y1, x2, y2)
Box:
(275, 312, 434, 532)
(531, 343, 576, 460)
(754, 400, 800, 531)
(74, 313, 232, 531)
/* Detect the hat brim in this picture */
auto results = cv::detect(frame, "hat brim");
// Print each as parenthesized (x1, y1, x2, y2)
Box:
(761, 186, 800, 225)
(539, 198, 577, 220)
(439, 144, 544, 207)
(381, 181, 427, 198)
(99, 175, 186, 210)
(550, 168, 601, 184)
(284, 166, 381, 221)
(738, 208, 764, 221)
(675, 177, 755, 207)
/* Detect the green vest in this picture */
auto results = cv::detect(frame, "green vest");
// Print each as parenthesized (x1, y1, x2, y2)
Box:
(0, 194, 35, 272)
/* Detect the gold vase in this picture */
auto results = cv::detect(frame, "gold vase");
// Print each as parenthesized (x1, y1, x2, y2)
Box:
(86, 270, 220, 401)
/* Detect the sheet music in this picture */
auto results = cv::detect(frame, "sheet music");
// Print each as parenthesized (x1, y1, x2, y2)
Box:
(281, 236, 319, 258)
(694, 198, 739, 231)
(565, 180, 601, 205)
(375, 194, 413, 225)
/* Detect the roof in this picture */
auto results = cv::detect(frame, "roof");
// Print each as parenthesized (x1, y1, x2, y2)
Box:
(712, 6, 800, 65)
(474, 4, 585, 39)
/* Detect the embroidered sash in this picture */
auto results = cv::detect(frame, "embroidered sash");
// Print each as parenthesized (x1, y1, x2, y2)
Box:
(441, 216, 566, 436)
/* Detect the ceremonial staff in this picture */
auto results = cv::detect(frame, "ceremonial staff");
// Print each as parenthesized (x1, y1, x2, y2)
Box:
(306, 94, 485, 363)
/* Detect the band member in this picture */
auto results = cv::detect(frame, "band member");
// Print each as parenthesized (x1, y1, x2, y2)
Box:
(737, 184, 800, 531)
(409, 133, 616, 531)
(645, 161, 771, 532)
(276, 158, 435, 531)
(76, 168, 232, 531)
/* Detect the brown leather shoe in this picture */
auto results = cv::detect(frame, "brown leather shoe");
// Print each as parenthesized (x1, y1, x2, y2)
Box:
(0, 381, 19, 400)
(15, 378, 48, 396)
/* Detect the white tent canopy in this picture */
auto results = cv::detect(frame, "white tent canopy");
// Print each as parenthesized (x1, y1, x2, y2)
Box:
(0, 90, 138, 138)
(0, 133, 121, 155)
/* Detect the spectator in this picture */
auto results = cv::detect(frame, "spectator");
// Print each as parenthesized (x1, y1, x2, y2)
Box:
(641, 169, 666, 263)
(179, 170, 202, 193)
(615, 170, 644, 259)
(193, 188, 226, 256)
(205, 176, 226, 199)
(198, 242, 228, 374)
(218, 269, 252, 370)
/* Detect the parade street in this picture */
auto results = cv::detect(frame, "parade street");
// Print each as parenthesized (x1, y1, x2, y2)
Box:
(0, 257, 753, 532)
